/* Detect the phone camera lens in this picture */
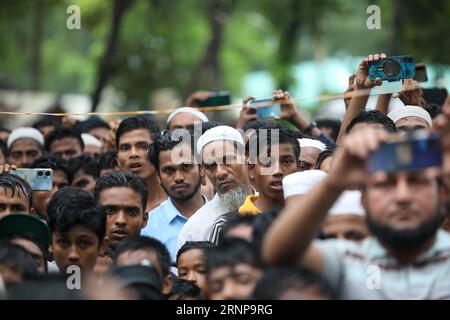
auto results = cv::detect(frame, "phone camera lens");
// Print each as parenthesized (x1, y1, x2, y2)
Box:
(45, 171, 51, 177)
(383, 59, 401, 77)
(37, 171, 43, 177)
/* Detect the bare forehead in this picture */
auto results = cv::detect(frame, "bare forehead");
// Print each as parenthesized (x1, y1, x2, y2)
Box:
(119, 129, 153, 144)
(367, 168, 439, 185)
(159, 144, 194, 165)
(98, 186, 142, 203)
(395, 116, 429, 127)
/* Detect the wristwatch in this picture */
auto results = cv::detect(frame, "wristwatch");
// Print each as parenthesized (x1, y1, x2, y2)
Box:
(304, 121, 318, 132)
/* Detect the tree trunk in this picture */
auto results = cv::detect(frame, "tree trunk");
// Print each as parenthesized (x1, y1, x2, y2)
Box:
(389, 0, 403, 55)
(187, 0, 235, 93)
(275, 0, 302, 90)
(30, 0, 43, 90)
(91, 0, 133, 112)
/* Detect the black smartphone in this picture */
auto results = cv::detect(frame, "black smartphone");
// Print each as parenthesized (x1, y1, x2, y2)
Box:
(367, 131, 442, 174)
(196, 91, 231, 107)
(422, 88, 448, 107)
(414, 63, 428, 83)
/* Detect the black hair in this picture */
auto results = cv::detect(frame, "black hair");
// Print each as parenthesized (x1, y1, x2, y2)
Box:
(252, 207, 281, 250)
(0, 127, 11, 134)
(252, 267, 338, 300)
(98, 151, 118, 174)
(205, 238, 264, 278)
(241, 120, 288, 132)
(423, 103, 442, 119)
(0, 139, 8, 159)
(218, 213, 256, 244)
(94, 171, 148, 212)
(47, 187, 106, 243)
(113, 236, 171, 277)
(31, 156, 72, 185)
(345, 110, 397, 134)
(8, 233, 48, 261)
(314, 149, 334, 171)
(315, 118, 341, 142)
(0, 173, 33, 209)
(45, 127, 84, 152)
(169, 278, 203, 300)
(176, 241, 215, 266)
(0, 241, 39, 281)
(246, 127, 300, 163)
(7, 275, 82, 300)
(68, 154, 99, 180)
(84, 117, 111, 132)
(148, 131, 196, 171)
(115, 116, 160, 149)
(33, 117, 60, 131)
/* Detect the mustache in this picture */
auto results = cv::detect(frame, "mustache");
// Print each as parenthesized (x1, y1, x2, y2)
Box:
(110, 226, 129, 234)
(171, 183, 190, 190)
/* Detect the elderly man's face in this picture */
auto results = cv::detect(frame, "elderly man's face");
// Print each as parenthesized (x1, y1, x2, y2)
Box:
(299, 147, 321, 171)
(395, 116, 430, 132)
(168, 112, 203, 131)
(362, 169, 445, 248)
(202, 140, 247, 194)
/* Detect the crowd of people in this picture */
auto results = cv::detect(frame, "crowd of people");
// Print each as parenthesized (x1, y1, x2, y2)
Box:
(0, 53, 450, 300)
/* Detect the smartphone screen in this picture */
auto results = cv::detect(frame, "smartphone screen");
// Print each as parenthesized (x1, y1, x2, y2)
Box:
(248, 98, 281, 120)
(367, 132, 442, 174)
(196, 91, 231, 107)
(414, 63, 428, 83)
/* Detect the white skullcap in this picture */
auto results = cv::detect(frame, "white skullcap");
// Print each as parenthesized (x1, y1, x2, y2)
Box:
(81, 133, 101, 148)
(7, 127, 44, 149)
(298, 138, 326, 152)
(329, 190, 365, 216)
(282, 170, 327, 199)
(197, 126, 244, 154)
(387, 105, 432, 127)
(166, 107, 209, 124)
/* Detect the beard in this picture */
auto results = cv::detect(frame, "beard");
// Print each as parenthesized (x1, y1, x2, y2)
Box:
(218, 185, 249, 213)
(162, 176, 202, 202)
(366, 209, 445, 251)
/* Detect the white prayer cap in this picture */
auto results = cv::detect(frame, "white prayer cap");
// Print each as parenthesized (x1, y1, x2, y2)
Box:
(329, 190, 365, 216)
(81, 133, 101, 148)
(387, 105, 432, 127)
(7, 127, 44, 149)
(197, 126, 244, 155)
(282, 170, 327, 199)
(298, 138, 326, 152)
(166, 107, 209, 124)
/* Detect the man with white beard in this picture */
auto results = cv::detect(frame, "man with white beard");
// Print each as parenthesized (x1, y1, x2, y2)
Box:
(176, 126, 253, 250)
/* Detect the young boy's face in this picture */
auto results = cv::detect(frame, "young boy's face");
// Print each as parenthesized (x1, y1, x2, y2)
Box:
(0, 187, 30, 218)
(206, 263, 263, 300)
(249, 143, 298, 203)
(52, 225, 102, 273)
(98, 186, 147, 246)
(177, 248, 207, 292)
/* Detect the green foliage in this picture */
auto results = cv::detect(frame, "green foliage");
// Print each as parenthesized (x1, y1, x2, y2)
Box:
(0, 0, 448, 109)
